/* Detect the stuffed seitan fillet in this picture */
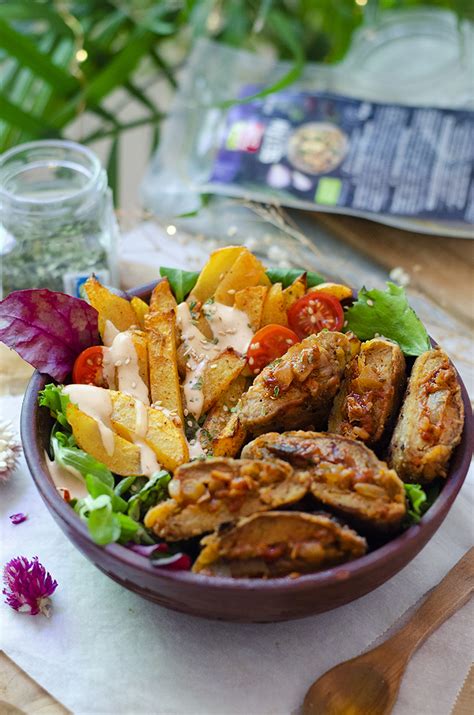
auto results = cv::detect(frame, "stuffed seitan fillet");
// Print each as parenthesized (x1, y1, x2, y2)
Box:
(329, 338, 406, 446)
(238, 331, 359, 435)
(243, 431, 406, 531)
(144, 458, 309, 540)
(388, 348, 464, 483)
(193, 511, 367, 578)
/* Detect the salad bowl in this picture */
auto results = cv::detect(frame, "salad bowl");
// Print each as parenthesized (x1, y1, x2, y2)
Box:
(20, 282, 473, 622)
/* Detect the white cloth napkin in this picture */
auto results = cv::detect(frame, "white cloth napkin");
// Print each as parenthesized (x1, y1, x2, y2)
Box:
(1, 393, 473, 715)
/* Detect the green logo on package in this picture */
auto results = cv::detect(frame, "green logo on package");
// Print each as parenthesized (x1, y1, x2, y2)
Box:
(315, 178, 341, 206)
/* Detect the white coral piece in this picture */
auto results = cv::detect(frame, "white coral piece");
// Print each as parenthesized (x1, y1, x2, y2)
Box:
(0, 421, 21, 483)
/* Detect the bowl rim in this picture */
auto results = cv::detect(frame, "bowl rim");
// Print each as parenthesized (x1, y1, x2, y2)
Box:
(20, 282, 474, 594)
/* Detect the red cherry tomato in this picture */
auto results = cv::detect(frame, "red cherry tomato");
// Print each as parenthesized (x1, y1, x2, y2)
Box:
(287, 292, 343, 339)
(72, 346, 107, 386)
(246, 324, 299, 375)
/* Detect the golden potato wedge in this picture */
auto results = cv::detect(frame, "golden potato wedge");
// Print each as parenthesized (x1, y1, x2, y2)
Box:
(150, 278, 177, 314)
(84, 276, 137, 341)
(66, 402, 142, 476)
(202, 348, 246, 413)
(234, 286, 268, 331)
(261, 282, 288, 327)
(214, 250, 268, 306)
(190, 246, 246, 303)
(110, 392, 188, 471)
(145, 310, 183, 424)
(200, 375, 248, 451)
(130, 297, 149, 330)
(282, 273, 306, 310)
(211, 412, 248, 458)
(130, 329, 149, 395)
(309, 282, 353, 301)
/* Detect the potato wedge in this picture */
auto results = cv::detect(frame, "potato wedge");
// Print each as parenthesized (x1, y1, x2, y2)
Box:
(214, 249, 268, 305)
(190, 246, 246, 303)
(110, 392, 188, 471)
(130, 297, 149, 330)
(211, 412, 247, 458)
(261, 282, 288, 327)
(309, 282, 353, 301)
(282, 273, 306, 310)
(66, 402, 142, 476)
(202, 348, 246, 413)
(234, 286, 268, 331)
(200, 375, 248, 451)
(84, 276, 136, 341)
(150, 278, 177, 314)
(145, 310, 183, 424)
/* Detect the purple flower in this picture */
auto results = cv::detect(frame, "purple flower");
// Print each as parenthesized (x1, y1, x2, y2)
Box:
(3, 556, 58, 617)
(9, 513, 27, 525)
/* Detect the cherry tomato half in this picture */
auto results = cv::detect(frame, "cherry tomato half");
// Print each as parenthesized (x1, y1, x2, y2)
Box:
(287, 291, 343, 339)
(72, 346, 107, 386)
(246, 324, 299, 375)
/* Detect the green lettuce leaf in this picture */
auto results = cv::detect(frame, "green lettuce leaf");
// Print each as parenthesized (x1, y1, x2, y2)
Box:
(345, 283, 430, 356)
(85, 473, 127, 513)
(51, 428, 114, 488)
(127, 470, 171, 521)
(265, 268, 325, 288)
(159, 267, 200, 303)
(39, 384, 70, 429)
(404, 483, 441, 525)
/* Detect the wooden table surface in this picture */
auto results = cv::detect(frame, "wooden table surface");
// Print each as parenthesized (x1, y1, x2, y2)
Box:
(1, 212, 473, 714)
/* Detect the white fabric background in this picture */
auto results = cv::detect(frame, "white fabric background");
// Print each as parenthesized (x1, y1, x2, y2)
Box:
(1, 393, 473, 715)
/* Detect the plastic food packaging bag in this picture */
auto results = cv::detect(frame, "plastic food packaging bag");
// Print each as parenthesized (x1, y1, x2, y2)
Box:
(142, 37, 474, 238)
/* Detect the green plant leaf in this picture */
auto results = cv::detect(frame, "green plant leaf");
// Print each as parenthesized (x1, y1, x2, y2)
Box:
(106, 136, 119, 206)
(0, 19, 78, 94)
(345, 283, 430, 356)
(159, 267, 200, 303)
(87, 498, 121, 545)
(39, 384, 70, 429)
(265, 268, 325, 288)
(85, 473, 128, 513)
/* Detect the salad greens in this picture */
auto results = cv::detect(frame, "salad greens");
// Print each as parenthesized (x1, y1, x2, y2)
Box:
(345, 282, 430, 356)
(404, 483, 440, 525)
(159, 267, 200, 304)
(265, 268, 325, 288)
(39, 384, 70, 428)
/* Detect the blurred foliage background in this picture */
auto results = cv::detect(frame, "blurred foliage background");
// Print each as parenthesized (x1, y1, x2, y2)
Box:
(0, 0, 471, 199)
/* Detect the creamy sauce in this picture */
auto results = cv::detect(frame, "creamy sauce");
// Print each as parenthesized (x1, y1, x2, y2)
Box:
(63, 384, 115, 456)
(177, 301, 253, 419)
(106, 331, 149, 405)
(45, 452, 88, 500)
(103, 319, 120, 347)
(186, 431, 206, 459)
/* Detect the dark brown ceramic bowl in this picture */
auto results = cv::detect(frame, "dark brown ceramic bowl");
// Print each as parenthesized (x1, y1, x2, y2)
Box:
(21, 283, 473, 622)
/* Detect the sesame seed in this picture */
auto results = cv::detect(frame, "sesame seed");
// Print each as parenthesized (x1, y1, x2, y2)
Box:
(114, 360, 122, 367)
(187, 420, 193, 427)
(286, 338, 293, 344)
(310, 316, 317, 324)
(184, 408, 189, 416)
(131, 381, 137, 389)
(124, 357, 131, 365)
(210, 364, 218, 369)
(249, 357, 255, 366)
(251, 342, 260, 350)
(253, 368, 260, 374)
(227, 289, 236, 295)
(223, 405, 229, 412)
(219, 273, 225, 280)
(307, 307, 314, 315)
(367, 299, 374, 307)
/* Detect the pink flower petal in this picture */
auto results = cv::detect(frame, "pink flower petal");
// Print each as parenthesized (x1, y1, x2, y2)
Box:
(3, 556, 58, 616)
(9, 513, 27, 525)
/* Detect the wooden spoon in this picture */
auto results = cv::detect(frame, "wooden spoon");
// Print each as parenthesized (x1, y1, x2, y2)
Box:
(303, 547, 474, 715)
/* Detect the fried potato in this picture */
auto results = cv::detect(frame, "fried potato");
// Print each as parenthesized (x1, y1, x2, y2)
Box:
(145, 310, 183, 424)
(110, 391, 188, 471)
(329, 338, 406, 446)
(200, 375, 248, 452)
(190, 246, 246, 303)
(84, 276, 136, 340)
(130, 297, 149, 330)
(193, 512, 367, 578)
(243, 431, 406, 532)
(282, 273, 306, 310)
(211, 413, 248, 458)
(202, 348, 246, 413)
(309, 282, 353, 301)
(66, 401, 141, 476)
(388, 348, 464, 483)
(144, 457, 308, 540)
(214, 249, 268, 305)
(260, 282, 288, 327)
(234, 286, 268, 331)
(150, 278, 177, 314)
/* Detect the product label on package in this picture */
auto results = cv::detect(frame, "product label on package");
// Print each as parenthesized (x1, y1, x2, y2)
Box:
(211, 89, 474, 223)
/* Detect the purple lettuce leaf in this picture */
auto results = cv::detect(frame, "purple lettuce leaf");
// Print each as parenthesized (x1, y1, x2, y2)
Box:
(0, 289, 99, 381)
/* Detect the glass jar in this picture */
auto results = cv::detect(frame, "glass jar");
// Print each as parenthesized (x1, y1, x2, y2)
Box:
(0, 140, 118, 298)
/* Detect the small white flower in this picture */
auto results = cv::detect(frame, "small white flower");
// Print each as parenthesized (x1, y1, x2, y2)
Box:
(0, 421, 21, 484)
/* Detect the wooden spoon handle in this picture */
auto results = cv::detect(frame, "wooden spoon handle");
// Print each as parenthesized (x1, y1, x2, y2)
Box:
(388, 548, 474, 658)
